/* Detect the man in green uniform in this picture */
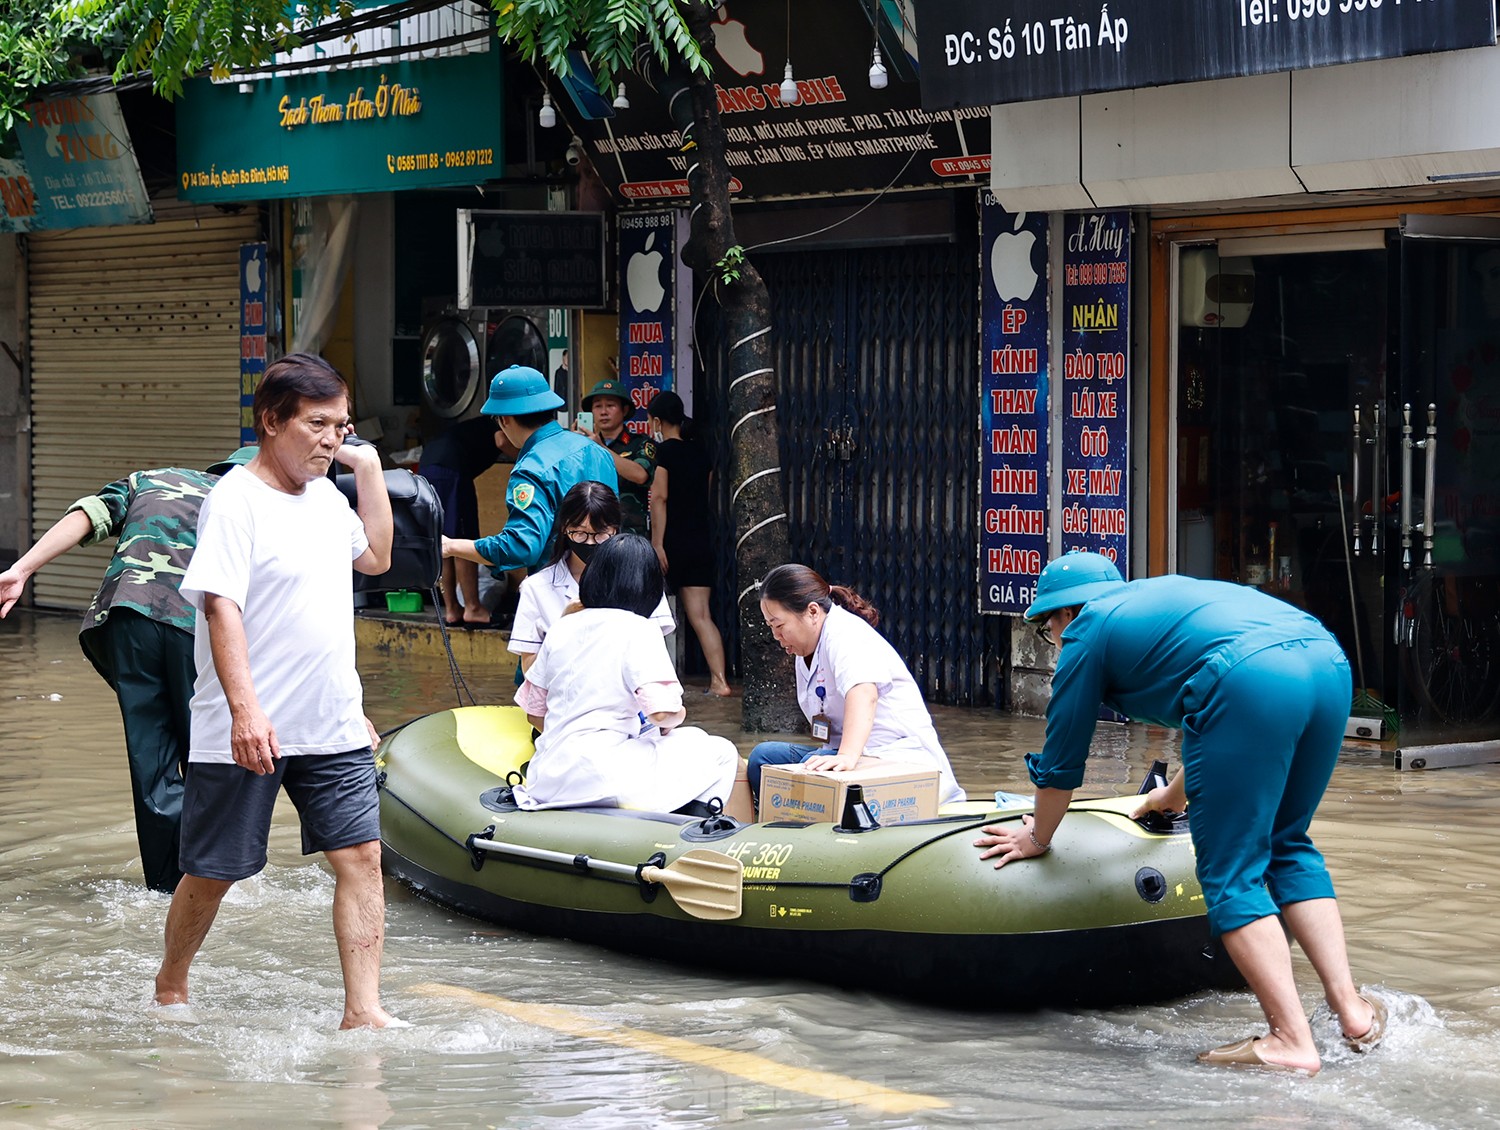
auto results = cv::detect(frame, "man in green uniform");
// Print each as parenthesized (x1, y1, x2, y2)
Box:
(0, 448, 256, 892)
(579, 378, 656, 535)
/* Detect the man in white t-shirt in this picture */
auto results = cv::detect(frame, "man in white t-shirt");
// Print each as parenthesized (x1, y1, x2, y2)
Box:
(152, 353, 398, 1030)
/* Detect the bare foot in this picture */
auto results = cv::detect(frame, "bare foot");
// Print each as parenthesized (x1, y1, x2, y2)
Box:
(461, 613, 492, 626)
(154, 975, 189, 1007)
(708, 679, 733, 697)
(341, 1003, 403, 1030)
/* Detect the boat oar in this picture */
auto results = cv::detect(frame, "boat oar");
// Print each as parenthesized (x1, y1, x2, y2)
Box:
(466, 836, 743, 921)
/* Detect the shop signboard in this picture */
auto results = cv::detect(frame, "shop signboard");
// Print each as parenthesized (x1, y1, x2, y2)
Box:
(4, 92, 152, 230)
(176, 48, 504, 202)
(459, 210, 608, 309)
(979, 195, 1049, 615)
(617, 211, 678, 430)
(1059, 210, 1130, 571)
(915, 0, 1497, 109)
(240, 243, 269, 445)
(570, 0, 990, 204)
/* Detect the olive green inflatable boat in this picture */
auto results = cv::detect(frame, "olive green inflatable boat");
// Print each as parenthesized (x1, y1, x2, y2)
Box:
(377, 706, 1244, 1008)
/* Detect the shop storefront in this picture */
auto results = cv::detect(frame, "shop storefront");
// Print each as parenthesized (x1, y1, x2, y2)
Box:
(918, 0, 1500, 748)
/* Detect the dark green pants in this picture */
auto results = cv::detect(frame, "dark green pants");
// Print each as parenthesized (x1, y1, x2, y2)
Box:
(83, 610, 194, 893)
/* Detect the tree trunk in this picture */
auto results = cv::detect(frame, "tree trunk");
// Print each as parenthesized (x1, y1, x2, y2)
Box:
(650, 6, 802, 732)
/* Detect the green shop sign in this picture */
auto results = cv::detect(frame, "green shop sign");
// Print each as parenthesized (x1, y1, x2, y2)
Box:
(177, 47, 504, 202)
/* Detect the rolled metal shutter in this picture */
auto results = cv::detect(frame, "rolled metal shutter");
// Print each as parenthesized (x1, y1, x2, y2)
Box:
(27, 200, 260, 609)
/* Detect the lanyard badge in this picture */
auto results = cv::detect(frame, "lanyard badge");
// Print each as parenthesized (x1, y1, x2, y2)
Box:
(810, 684, 831, 743)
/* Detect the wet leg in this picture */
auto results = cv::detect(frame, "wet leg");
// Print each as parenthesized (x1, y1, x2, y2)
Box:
(1219, 915, 1322, 1074)
(154, 874, 233, 1005)
(456, 559, 489, 625)
(1281, 898, 1377, 1040)
(326, 840, 395, 1029)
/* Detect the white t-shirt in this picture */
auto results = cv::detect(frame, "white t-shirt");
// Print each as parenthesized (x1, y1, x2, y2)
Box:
(514, 607, 737, 811)
(507, 559, 674, 656)
(795, 604, 966, 804)
(181, 467, 370, 762)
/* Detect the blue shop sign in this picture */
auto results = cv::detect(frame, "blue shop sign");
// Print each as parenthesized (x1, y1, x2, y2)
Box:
(4, 92, 152, 230)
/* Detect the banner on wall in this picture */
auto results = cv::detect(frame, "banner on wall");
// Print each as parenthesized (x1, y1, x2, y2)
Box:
(979, 194, 1049, 615)
(4, 92, 152, 230)
(617, 211, 678, 433)
(1059, 210, 1130, 571)
(240, 243, 269, 445)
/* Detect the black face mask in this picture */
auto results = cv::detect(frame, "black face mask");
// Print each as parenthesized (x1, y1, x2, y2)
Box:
(570, 539, 601, 564)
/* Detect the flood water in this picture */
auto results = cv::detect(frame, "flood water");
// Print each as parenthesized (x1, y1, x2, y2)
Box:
(2, 612, 1498, 1128)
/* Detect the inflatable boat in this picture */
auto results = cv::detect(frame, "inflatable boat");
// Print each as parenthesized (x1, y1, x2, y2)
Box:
(376, 706, 1245, 1008)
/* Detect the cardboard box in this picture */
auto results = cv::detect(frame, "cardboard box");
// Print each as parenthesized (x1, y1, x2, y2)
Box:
(759, 761, 940, 825)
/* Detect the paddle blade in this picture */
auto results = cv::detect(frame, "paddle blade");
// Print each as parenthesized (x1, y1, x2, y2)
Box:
(640, 848, 743, 920)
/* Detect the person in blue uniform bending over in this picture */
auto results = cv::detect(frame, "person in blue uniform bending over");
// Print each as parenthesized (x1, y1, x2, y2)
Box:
(442, 366, 617, 576)
(748, 564, 966, 808)
(975, 552, 1385, 1076)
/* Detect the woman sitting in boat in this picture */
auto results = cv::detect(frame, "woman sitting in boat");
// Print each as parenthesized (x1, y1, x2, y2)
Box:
(512, 533, 740, 813)
(748, 564, 966, 806)
(508, 480, 673, 676)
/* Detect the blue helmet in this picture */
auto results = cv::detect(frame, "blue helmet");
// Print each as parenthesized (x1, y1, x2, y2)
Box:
(1023, 552, 1125, 623)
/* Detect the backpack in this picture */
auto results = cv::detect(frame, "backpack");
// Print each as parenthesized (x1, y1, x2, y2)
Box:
(333, 468, 444, 593)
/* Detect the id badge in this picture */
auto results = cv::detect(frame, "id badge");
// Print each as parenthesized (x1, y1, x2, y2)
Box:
(810, 713, 831, 743)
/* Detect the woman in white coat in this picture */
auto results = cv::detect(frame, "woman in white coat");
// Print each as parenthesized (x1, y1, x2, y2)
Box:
(508, 480, 673, 676)
(748, 564, 965, 806)
(513, 534, 738, 813)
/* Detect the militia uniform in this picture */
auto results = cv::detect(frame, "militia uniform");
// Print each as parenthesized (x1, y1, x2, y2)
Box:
(71, 454, 254, 891)
(473, 368, 619, 573)
(582, 378, 655, 535)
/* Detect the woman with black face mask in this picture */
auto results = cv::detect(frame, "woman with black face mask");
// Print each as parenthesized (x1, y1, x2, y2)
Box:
(507, 480, 675, 676)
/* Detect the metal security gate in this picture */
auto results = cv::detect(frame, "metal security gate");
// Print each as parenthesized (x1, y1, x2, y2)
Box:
(699, 239, 1004, 706)
(26, 200, 259, 609)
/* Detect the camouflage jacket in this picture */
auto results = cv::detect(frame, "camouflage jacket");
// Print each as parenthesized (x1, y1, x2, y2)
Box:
(71, 467, 219, 636)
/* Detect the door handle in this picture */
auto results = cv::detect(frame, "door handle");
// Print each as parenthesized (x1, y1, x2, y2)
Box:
(1371, 401, 1383, 556)
(1351, 403, 1362, 556)
(1401, 403, 1414, 570)
(1421, 403, 1437, 567)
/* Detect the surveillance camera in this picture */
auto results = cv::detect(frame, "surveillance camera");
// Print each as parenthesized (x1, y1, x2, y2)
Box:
(565, 137, 584, 167)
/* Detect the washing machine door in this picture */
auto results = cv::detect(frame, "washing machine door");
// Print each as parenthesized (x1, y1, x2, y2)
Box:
(485, 312, 548, 380)
(421, 316, 482, 419)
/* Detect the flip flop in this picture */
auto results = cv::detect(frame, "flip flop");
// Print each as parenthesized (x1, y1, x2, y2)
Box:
(1344, 993, 1387, 1053)
(1197, 1036, 1310, 1074)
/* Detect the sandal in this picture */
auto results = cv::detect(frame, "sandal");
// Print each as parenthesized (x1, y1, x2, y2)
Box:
(1197, 1037, 1311, 1074)
(1343, 993, 1387, 1053)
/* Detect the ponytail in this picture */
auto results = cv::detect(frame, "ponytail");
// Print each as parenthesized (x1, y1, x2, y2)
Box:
(760, 564, 880, 627)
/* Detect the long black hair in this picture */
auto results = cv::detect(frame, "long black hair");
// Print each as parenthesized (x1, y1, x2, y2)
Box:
(578, 533, 665, 618)
(546, 480, 622, 567)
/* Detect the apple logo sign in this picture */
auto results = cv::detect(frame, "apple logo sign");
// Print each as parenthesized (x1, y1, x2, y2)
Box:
(627, 231, 667, 313)
(244, 253, 263, 296)
(991, 211, 1039, 303)
(712, 4, 765, 76)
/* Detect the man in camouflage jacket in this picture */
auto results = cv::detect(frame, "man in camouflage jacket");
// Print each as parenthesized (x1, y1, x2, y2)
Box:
(0, 449, 254, 891)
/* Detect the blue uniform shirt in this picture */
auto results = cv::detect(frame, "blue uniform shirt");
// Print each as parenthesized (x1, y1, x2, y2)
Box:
(1027, 576, 1337, 791)
(472, 421, 618, 573)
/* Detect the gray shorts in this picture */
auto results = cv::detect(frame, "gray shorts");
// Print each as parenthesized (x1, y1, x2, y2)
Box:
(180, 748, 380, 882)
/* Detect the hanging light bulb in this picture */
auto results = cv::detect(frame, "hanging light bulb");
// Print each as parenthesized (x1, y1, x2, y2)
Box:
(612, 82, 630, 110)
(538, 91, 557, 129)
(779, 61, 800, 105)
(869, 43, 888, 90)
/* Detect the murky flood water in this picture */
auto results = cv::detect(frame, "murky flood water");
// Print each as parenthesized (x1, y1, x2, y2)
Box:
(2, 613, 1498, 1128)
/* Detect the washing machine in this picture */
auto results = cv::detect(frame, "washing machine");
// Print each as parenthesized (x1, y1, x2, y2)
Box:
(420, 307, 551, 421)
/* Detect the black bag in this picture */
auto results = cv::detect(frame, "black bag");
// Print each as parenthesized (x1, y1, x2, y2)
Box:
(333, 468, 444, 593)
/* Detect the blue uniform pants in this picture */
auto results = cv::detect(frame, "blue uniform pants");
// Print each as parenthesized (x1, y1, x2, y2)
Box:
(1181, 637, 1352, 936)
(746, 741, 822, 798)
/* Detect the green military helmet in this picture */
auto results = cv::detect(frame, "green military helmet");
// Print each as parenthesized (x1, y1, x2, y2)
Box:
(1023, 552, 1125, 623)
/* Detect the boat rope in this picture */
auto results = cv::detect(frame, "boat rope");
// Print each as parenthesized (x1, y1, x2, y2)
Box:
(378, 779, 472, 854)
(758, 816, 1004, 893)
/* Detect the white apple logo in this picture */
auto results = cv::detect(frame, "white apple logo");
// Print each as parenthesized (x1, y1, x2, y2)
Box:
(244, 253, 263, 295)
(626, 231, 667, 313)
(991, 211, 1039, 303)
(712, 4, 765, 76)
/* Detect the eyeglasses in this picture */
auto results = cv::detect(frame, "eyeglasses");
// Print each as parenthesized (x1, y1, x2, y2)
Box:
(1033, 623, 1056, 647)
(564, 526, 617, 545)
